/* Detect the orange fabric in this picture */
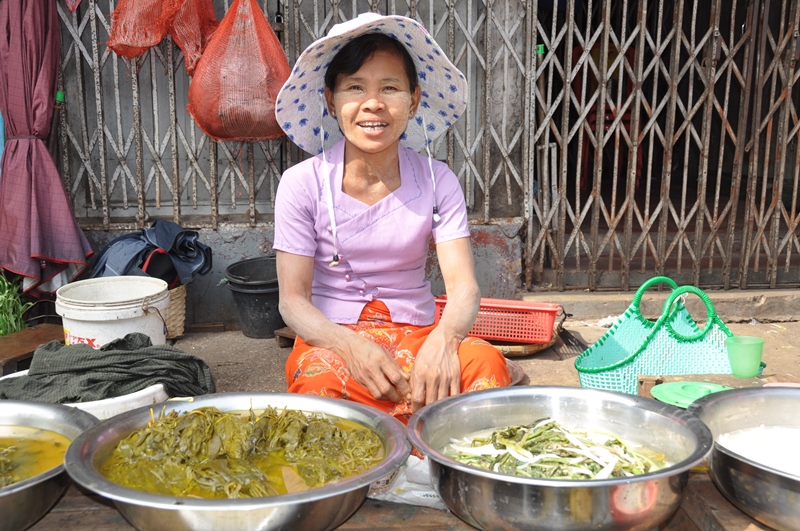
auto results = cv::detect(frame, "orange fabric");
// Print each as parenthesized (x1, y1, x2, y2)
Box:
(285, 300, 511, 425)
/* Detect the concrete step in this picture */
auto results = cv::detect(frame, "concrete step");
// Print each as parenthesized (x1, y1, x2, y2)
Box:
(520, 288, 800, 323)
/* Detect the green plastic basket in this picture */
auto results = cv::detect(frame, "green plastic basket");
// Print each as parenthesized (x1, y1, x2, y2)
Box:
(575, 280, 733, 395)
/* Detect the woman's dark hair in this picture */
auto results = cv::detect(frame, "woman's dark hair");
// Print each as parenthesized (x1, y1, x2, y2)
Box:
(324, 33, 418, 92)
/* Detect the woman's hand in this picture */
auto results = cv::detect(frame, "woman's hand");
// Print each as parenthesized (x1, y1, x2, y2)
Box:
(276, 251, 411, 404)
(339, 334, 411, 403)
(408, 237, 480, 412)
(409, 327, 461, 411)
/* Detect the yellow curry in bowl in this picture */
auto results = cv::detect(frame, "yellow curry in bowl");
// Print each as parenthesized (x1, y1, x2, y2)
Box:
(0, 426, 71, 488)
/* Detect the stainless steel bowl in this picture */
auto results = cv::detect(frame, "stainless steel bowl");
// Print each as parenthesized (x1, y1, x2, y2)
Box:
(65, 393, 410, 531)
(0, 401, 98, 531)
(688, 387, 800, 531)
(407, 386, 713, 531)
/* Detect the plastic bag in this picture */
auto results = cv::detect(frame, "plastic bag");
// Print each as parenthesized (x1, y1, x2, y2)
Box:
(186, 0, 290, 141)
(368, 455, 447, 511)
(107, 0, 183, 59)
(169, 0, 219, 77)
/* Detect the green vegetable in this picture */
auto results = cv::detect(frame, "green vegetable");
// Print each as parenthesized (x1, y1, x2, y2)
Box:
(445, 418, 667, 480)
(0, 273, 33, 337)
(101, 406, 384, 498)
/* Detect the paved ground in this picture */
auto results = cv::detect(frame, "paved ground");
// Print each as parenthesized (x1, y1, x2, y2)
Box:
(172, 317, 800, 395)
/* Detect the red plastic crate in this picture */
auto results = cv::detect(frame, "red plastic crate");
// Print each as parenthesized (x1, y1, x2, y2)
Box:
(434, 296, 562, 344)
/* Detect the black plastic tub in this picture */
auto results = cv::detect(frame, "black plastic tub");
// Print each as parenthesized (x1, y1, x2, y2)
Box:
(225, 257, 284, 338)
(224, 256, 279, 287)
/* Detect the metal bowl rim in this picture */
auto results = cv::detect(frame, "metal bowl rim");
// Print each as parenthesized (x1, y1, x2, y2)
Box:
(0, 401, 98, 497)
(65, 392, 411, 510)
(689, 386, 800, 483)
(407, 385, 713, 488)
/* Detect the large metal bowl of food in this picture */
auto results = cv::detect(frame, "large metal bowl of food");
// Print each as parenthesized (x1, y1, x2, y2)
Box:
(0, 400, 98, 531)
(688, 387, 800, 531)
(65, 393, 410, 531)
(407, 386, 713, 531)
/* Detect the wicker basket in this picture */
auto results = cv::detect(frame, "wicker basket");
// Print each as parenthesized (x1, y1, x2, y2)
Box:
(165, 284, 186, 339)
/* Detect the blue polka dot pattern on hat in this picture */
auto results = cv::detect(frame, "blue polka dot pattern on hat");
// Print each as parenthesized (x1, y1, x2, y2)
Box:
(300, 118, 308, 126)
(298, 104, 306, 111)
(313, 127, 320, 136)
(427, 123, 436, 131)
(283, 122, 292, 130)
(419, 71, 427, 80)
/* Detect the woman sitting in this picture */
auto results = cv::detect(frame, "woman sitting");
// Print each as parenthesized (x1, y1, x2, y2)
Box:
(273, 13, 510, 424)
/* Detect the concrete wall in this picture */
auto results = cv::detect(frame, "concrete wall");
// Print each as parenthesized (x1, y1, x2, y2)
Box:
(85, 220, 523, 327)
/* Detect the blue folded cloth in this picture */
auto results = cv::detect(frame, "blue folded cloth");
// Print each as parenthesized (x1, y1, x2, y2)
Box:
(91, 220, 212, 286)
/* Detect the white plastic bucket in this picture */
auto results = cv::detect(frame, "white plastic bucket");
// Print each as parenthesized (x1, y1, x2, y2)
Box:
(55, 277, 170, 348)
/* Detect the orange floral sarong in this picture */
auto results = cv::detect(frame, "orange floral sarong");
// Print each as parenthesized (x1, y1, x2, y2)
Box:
(285, 300, 511, 424)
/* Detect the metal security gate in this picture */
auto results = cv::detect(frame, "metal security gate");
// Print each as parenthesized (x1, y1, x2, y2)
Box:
(55, 0, 800, 291)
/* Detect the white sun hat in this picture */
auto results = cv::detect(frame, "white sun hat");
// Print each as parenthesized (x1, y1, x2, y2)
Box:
(275, 12, 468, 155)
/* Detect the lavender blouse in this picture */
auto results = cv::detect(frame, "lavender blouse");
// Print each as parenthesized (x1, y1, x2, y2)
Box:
(273, 139, 470, 325)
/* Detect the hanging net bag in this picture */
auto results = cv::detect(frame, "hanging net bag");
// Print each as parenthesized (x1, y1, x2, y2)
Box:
(107, 0, 183, 59)
(169, 0, 220, 77)
(187, 0, 290, 141)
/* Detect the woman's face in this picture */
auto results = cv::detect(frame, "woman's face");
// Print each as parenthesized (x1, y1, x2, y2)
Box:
(325, 49, 421, 158)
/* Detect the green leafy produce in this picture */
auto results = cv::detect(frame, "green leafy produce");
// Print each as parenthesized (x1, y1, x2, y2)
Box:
(100, 406, 384, 498)
(0, 273, 33, 337)
(445, 418, 667, 480)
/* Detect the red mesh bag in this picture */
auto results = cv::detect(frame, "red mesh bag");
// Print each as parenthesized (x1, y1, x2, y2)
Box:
(107, 0, 183, 59)
(187, 0, 290, 141)
(169, 0, 220, 77)
(65, 0, 82, 12)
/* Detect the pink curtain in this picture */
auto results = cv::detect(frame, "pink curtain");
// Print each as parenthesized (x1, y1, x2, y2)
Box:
(0, 0, 93, 296)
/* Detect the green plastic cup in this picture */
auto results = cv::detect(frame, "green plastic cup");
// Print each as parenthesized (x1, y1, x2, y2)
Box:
(726, 336, 764, 378)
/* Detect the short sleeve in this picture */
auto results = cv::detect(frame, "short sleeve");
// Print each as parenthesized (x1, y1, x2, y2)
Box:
(273, 163, 319, 257)
(430, 160, 470, 244)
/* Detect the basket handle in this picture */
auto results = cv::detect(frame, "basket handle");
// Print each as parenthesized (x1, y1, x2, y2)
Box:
(659, 285, 725, 341)
(631, 276, 679, 310)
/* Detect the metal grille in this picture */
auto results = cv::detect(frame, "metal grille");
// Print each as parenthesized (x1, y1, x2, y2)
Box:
(57, 0, 800, 290)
